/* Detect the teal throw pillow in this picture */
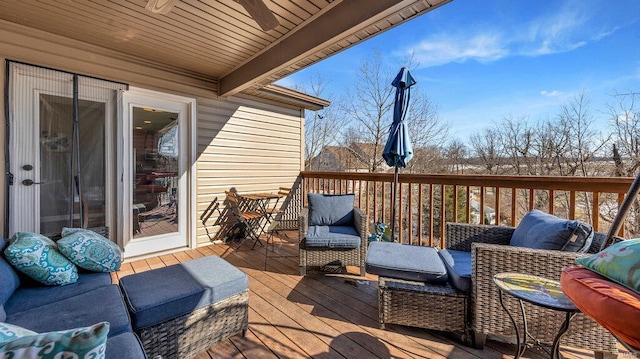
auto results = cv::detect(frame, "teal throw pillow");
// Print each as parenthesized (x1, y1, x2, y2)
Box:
(58, 228, 122, 272)
(0, 321, 109, 359)
(576, 238, 640, 294)
(0, 322, 36, 344)
(4, 232, 78, 286)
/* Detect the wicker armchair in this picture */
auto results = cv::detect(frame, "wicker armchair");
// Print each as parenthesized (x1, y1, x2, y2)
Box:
(299, 197, 367, 276)
(445, 222, 619, 358)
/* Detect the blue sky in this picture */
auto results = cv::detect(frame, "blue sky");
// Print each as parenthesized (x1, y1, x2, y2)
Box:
(277, 0, 640, 142)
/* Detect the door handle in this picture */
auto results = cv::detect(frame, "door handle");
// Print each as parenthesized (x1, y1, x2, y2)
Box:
(22, 179, 44, 186)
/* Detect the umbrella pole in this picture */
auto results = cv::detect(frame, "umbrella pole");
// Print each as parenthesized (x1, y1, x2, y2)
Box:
(390, 167, 399, 241)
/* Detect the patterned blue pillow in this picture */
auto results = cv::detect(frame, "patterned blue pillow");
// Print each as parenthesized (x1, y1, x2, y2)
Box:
(0, 322, 36, 343)
(58, 228, 122, 272)
(576, 238, 640, 293)
(0, 321, 109, 358)
(4, 232, 78, 286)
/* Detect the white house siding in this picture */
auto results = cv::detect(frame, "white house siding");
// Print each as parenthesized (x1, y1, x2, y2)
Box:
(195, 97, 304, 245)
(0, 21, 305, 249)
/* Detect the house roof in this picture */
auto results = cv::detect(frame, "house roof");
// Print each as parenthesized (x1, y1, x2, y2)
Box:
(0, 0, 451, 108)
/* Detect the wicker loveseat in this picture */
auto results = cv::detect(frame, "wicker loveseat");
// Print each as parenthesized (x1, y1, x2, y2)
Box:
(444, 222, 619, 358)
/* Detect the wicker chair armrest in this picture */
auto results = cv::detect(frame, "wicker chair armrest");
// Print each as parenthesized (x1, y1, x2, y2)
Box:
(353, 207, 368, 259)
(472, 242, 589, 283)
(353, 207, 367, 238)
(298, 207, 309, 240)
(445, 223, 514, 251)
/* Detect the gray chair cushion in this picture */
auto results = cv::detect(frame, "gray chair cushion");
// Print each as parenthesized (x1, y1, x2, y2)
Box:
(0, 239, 20, 308)
(304, 225, 361, 248)
(6, 285, 132, 337)
(120, 256, 248, 330)
(438, 249, 472, 292)
(365, 242, 448, 283)
(510, 210, 594, 252)
(308, 193, 355, 226)
(106, 332, 147, 359)
(5, 271, 112, 314)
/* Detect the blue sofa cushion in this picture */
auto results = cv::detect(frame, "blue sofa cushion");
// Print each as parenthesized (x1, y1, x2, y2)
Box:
(438, 249, 472, 292)
(106, 332, 148, 359)
(365, 242, 448, 283)
(5, 271, 112, 314)
(119, 256, 248, 330)
(510, 210, 594, 252)
(6, 285, 131, 337)
(305, 226, 361, 248)
(0, 239, 20, 309)
(308, 193, 355, 226)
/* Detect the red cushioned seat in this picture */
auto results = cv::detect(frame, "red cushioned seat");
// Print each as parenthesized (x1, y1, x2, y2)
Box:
(561, 266, 640, 349)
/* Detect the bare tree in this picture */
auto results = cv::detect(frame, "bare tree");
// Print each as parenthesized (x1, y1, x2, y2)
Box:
(608, 92, 640, 236)
(553, 92, 608, 176)
(609, 92, 640, 176)
(301, 73, 346, 170)
(340, 50, 395, 172)
(469, 127, 503, 174)
(443, 140, 468, 174)
(340, 50, 444, 173)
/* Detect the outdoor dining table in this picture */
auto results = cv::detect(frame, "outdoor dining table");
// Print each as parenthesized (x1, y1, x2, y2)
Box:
(237, 192, 284, 249)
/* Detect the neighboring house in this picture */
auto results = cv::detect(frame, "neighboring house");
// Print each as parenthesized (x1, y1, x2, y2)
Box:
(0, 0, 451, 258)
(307, 145, 370, 172)
(469, 199, 496, 225)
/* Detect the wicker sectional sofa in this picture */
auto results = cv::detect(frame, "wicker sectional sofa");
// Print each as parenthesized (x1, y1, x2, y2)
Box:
(444, 222, 619, 358)
(0, 237, 146, 359)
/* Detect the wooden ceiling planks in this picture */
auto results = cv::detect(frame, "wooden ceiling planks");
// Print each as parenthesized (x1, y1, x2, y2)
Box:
(0, 0, 452, 98)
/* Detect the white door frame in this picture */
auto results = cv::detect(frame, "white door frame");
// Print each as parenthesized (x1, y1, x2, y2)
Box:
(119, 87, 196, 257)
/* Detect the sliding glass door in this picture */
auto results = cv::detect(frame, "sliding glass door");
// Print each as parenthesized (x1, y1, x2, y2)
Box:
(8, 63, 123, 237)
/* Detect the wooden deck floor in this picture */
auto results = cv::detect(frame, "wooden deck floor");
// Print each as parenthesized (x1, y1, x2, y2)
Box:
(113, 233, 628, 359)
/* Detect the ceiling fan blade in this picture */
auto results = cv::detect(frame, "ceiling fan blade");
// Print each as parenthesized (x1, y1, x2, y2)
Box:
(145, 0, 178, 14)
(236, 0, 279, 31)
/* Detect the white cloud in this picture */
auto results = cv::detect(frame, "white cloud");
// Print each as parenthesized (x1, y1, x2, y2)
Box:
(410, 33, 507, 67)
(405, 1, 619, 68)
(540, 90, 563, 97)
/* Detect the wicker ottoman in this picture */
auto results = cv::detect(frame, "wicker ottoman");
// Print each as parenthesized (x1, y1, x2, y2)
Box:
(378, 276, 470, 341)
(120, 256, 249, 359)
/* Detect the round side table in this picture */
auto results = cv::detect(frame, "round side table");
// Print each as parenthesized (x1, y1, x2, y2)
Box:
(493, 272, 579, 359)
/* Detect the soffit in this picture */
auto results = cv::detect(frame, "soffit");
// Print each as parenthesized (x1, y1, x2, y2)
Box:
(0, 0, 451, 101)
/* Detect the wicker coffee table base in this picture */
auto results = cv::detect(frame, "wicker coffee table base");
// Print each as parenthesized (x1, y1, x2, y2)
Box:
(137, 290, 249, 359)
(378, 277, 470, 342)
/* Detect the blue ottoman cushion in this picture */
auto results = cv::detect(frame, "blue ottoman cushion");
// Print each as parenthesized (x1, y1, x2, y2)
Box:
(438, 249, 472, 292)
(305, 225, 361, 248)
(120, 256, 248, 330)
(6, 285, 132, 337)
(365, 242, 448, 283)
(106, 332, 148, 359)
(5, 271, 112, 314)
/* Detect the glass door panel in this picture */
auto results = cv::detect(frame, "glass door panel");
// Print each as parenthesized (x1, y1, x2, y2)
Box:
(132, 107, 180, 238)
(39, 94, 107, 234)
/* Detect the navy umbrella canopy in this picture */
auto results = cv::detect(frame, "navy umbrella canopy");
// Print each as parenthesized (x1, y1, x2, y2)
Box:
(383, 67, 416, 240)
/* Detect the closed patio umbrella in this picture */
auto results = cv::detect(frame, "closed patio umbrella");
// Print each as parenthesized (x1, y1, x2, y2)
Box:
(383, 67, 416, 240)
